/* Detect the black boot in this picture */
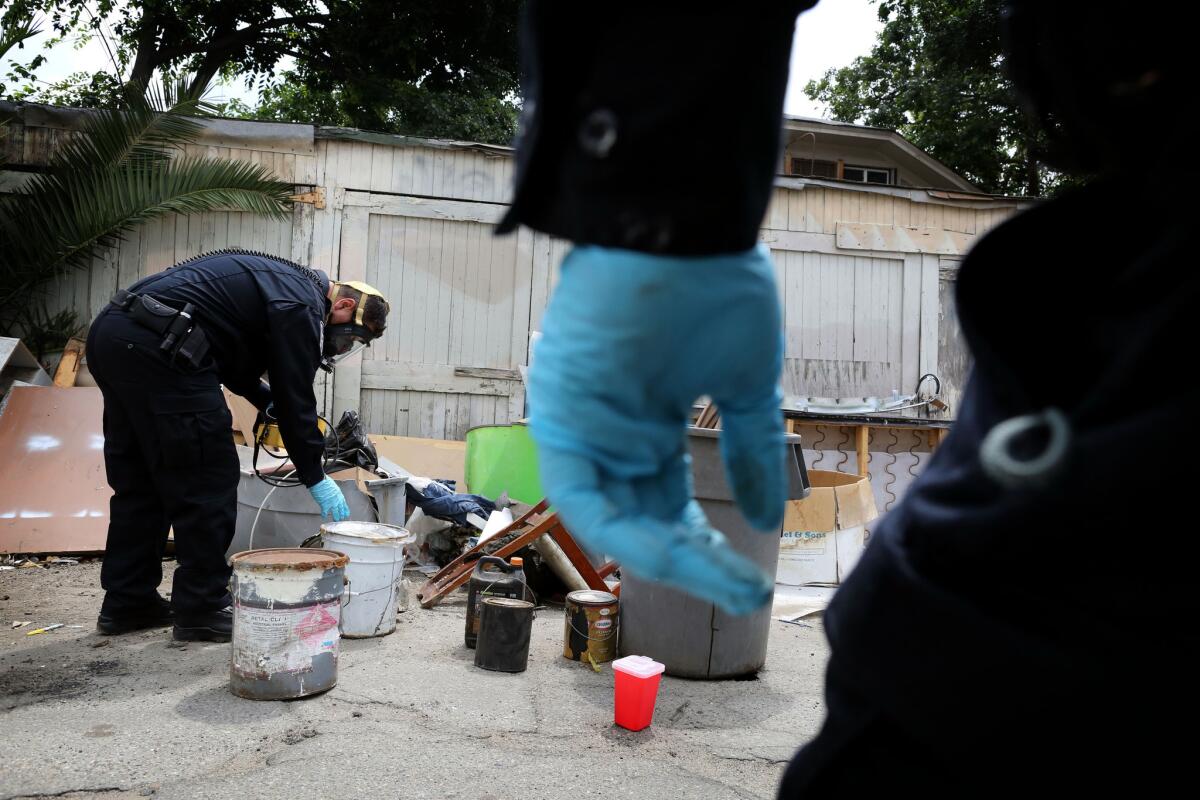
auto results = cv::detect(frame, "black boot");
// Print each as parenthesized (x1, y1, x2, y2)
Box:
(173, 606, 233, 643)
(96, 595, 173, 635)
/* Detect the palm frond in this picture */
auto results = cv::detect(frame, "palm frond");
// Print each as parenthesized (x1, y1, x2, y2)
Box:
(49, 80, 215, 173)
(1, 158, 291, 312)
(0, 16, 41, 64)
(0, 78, 293, 325)
(47, 107, 196, 174)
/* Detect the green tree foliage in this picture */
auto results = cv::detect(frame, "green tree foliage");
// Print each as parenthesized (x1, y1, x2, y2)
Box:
(804, 0, 1054, 196)
(225, 71, 519, 145)
(0, 6, 42, 97)
(5, 1, 520, 144)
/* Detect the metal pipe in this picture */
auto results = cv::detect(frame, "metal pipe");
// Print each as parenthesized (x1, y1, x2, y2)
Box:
(533, 534, 588, 592)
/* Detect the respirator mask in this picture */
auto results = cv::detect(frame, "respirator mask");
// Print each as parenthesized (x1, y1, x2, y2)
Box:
(322, 281, 387, 371)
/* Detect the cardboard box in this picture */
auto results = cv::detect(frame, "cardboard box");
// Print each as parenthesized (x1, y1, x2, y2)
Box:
(778, 469, 878, 586)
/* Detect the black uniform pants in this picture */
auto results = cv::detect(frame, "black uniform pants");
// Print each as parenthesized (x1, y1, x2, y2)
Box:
(85, 308, 239, 616)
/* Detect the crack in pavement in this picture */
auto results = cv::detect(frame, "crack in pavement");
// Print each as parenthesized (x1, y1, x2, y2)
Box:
(331, 688, 537, 738)
(2, 788, 128, 799)
(526, 683, 544, 735)
(712, 750, 792, 765)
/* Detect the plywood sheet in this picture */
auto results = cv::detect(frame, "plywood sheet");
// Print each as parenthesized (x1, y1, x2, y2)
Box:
(0, 386, 111, 554)
(369, 434, 466, 489)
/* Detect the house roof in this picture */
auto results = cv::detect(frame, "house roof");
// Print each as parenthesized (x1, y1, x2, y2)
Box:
(782, 115, 977, 193)
(4, 99, 986, 196)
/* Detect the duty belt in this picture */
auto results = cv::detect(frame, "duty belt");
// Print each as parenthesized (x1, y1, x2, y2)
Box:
(110, 289, 211, 369)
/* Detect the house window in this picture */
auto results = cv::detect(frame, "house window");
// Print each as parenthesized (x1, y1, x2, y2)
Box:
(790, 157, 838, 179)
(843, 164, 892, 185)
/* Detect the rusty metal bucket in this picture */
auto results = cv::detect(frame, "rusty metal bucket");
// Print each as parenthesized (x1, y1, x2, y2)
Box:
(229, 548, 348, 700)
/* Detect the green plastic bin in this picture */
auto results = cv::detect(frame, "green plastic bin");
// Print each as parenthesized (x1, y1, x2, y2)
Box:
(464, 423, 544, 504)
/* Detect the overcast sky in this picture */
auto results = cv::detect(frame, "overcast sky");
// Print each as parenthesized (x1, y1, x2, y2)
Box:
(16, 2, 883, 119)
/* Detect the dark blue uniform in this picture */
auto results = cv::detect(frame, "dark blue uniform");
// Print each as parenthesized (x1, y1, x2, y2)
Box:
(85, 251, 330, 617)
(779, 173, 1198, 794)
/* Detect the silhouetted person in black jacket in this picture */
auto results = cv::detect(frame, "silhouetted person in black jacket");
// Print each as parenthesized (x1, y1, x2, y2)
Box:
(781, 2, 1195, 794)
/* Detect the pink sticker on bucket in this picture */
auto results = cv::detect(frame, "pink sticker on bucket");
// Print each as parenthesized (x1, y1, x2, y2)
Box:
(295, 602, 339, 647)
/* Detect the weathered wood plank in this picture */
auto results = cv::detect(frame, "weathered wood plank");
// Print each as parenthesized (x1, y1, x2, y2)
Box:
(759, 229, 899, 260)
(361, 361, 517, 396)
(528, 232, 553, 334)
(836, 222, 974, 255)
(511, 225, 535, 369)
(342, 191, 507, 224)
(856, 425, 870, 476)
(937, 266, 970, 416)
(370, 145, 395, 193)
(52, 337, 86, 387)
(781, 251, 804, 381)
(455, 366, 522, 381)
(900, 253, 923, 394)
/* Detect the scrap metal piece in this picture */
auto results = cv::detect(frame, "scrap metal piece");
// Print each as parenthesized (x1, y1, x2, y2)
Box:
(1, 337, 52, 397)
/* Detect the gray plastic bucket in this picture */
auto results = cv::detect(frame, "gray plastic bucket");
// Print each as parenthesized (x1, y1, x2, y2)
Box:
(617, 429, 809, 679)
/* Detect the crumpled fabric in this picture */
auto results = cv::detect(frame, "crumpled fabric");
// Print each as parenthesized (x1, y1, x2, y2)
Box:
(404, 478, 496, 527)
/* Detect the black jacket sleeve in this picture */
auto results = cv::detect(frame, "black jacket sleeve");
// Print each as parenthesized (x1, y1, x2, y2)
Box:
(264, 300, 326, 487)
(498, 2, 818, 255)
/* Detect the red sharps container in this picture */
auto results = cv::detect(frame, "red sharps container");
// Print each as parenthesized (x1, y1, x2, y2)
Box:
(612, 655, 666, 731)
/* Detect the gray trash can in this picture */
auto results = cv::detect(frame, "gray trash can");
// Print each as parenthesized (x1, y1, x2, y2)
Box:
(617, 428, 809, 679)
(229, 446, 376, 556)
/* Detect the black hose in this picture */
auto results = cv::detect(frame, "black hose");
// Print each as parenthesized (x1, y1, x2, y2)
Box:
(253, 414, 342, 487)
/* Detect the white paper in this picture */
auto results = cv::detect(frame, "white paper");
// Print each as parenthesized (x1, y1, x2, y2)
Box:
(478, 508, 514, 544)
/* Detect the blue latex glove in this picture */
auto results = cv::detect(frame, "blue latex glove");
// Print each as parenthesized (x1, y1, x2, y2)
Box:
(528, 244, 786, 615)
(309, 476, 350, 521)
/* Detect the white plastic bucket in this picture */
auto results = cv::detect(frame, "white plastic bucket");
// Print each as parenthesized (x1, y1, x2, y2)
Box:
(320, 522, 413, 638)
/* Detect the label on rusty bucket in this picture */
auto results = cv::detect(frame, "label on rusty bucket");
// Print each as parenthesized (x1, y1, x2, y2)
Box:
(233, 599, 340, 677)
(563, 590, 619, 664)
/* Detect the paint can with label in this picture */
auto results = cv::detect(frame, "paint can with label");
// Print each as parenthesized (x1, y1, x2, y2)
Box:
(563, 589, 619, 665)
(229, 548, 349, 700)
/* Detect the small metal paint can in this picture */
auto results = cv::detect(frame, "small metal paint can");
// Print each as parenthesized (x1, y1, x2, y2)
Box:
(474, 597, 535, 673)
(229, 548, 348, 700)
(563, 589, 619, 665)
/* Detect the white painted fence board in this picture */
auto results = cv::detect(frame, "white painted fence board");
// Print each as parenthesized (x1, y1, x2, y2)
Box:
(529, 232, 553, 335)
(332, 206, 368, 419)
(919, 253, 940, 383)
